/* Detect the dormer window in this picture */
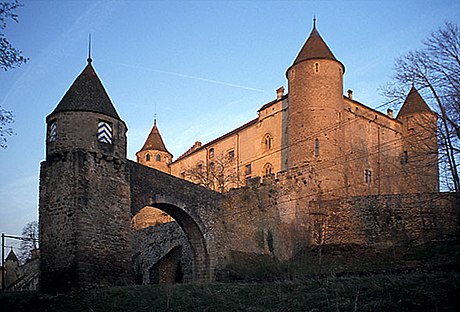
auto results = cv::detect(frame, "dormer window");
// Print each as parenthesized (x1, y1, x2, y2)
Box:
(48, 120, 57, 142)
(98, 121, 113, 144)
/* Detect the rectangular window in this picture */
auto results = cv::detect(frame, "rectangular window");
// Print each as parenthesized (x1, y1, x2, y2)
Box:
(400, 151, 409, 164)
(98, 121, 113, 144)
(315, 138, 320, 156)
(228, 150, 235, 161)
(245, 164, 252, 175)
(364, 169, 372, 185)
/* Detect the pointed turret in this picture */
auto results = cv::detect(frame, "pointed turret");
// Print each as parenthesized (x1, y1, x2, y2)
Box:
(397, 85, 433, 118)
(289, 19, 344, 74)
(5, 249, 18, 262)
(397, 86, 438, 193)
(286, 19, 346, 195)
(45, 57, 127, 161)
(47, 61, 120, 121)
(136, 119, 173, 173)
(138, 119, 170, 154)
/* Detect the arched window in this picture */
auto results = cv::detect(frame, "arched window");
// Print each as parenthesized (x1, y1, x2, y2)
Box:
(197, 163, 203, 174)
(263, 134, 273, 152)
(146, 153, 151, 161)
(264, 163, 273, 176)
(315, 138, 320, 156)
(209, 148, 214, 158)
(315, 63, 319, 73)
(156, 154, 161, 161)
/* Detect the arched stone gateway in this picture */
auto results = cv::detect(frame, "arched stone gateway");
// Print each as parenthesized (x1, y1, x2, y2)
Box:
(129, 161, 222, 282)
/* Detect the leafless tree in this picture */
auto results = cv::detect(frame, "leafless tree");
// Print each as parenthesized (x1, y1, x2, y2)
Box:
(382, 21, 460, 191)
(1, 0, 27, 71)
(184, 152, 240, 192)
(0, 0, 28, 148)
(18, 221, 39, 264)
(0, 106, 13, 149)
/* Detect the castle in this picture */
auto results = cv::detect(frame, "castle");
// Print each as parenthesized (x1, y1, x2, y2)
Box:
(38, 21, 457, 291)
(136, 21, 438, 197)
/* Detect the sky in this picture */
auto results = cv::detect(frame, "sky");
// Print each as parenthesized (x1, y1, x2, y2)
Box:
(0, 0, 459, 249)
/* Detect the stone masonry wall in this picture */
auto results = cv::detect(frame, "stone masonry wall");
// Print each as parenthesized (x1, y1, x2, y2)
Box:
(40, 150, 133, 291)
(133, 222, 193, 284)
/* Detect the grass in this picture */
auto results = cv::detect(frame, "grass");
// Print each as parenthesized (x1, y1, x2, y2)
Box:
(1, 271, 459, 311)
(2, 240, 459, 311)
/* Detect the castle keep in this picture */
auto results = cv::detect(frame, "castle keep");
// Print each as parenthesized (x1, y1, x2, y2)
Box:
(138, 22, 438, 197)
(39, 22, 458, 291)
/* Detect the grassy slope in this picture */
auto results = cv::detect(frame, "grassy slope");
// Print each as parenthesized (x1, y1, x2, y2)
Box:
(1, 272, 459, 312)
(2, 241, 459, 311)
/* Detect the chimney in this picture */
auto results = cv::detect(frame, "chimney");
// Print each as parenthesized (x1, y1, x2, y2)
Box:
(347, 89, 353, 99)
(276, 86, 285, 100)
(387, 109, 393, 118)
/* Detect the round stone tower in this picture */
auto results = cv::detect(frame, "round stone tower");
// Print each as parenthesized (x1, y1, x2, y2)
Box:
(39, 57, 133, 292)
(45, 59, 127, 159)
(286, 20, 346, 195)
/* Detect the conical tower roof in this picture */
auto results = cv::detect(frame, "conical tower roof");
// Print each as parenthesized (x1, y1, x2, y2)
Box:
(6, 249, 18, 262)
(292, 21, 341, 66)
(397, 86, 433, 118)
(47, 60, 120, 121)
(138, 119, 171, 155)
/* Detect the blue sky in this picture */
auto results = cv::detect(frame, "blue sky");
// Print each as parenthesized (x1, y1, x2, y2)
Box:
(0, 0, 459, 246)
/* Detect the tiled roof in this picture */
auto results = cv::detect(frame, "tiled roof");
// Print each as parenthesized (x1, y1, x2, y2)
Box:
(138, 120, 171, 155)
(173, 118, 258, 163)
(48, 61, 120, 120)
(293, 25, 338, 65)
(397, 86, 433, 118)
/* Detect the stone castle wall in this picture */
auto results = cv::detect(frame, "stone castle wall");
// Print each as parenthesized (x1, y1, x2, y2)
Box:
(39, 150, 133, 292)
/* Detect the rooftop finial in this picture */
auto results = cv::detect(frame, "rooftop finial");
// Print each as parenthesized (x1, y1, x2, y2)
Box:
(313, 15, 317, 29)
(87, 33, 92, 63)
(154, 103, 157, 126)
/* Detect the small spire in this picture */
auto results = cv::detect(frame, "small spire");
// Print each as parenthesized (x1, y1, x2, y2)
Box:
(313, 15, 317, 29)
(87, 33, 92, 64)
(154, 103, 157, 126)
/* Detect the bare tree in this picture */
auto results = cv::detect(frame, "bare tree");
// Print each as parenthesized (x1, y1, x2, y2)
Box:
(0, 0, 28, 148)
(382, 21, 460, 191)
(1, 0, 28, 71)
(184, 152, 240, 192)
(0, 106, 13, 149)
(18, 221, 39, 263)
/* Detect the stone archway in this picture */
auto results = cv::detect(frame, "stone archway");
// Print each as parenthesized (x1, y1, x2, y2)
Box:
(131, 195, 210, 282)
